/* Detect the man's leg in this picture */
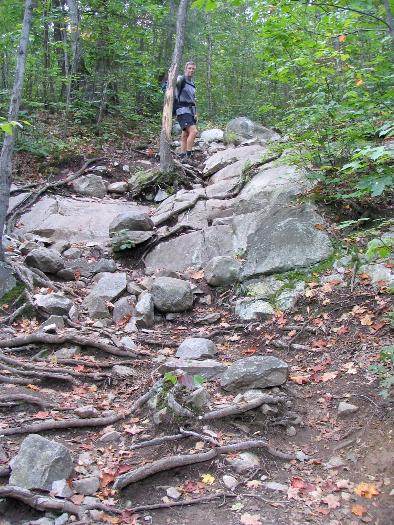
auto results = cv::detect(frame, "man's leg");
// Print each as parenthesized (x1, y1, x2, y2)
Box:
(180, 129, 188, 153)
(186, 125, 198, 153)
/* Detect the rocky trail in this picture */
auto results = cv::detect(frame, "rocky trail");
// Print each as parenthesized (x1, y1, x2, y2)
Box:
(0, 118, 393, 525)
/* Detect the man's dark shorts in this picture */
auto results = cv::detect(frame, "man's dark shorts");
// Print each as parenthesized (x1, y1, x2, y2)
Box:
(177, 113, 196, 130)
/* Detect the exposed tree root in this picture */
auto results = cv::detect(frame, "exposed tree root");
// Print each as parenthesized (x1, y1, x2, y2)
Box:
(129, 492, 236, 513)
(0, 331, 138, 357)
(0, 485, 122, 518)
(272, 340, 310, 352)
(0, 353, 107, 381)
(0, 374, 33, 385)
(0, 411, 125, 436)
(114, 439, 295, 489)
(0, 360, 77, 384)
(130, 427, 219, 451)
(0, 393, 55, 408)
(200, 395, 284, 421)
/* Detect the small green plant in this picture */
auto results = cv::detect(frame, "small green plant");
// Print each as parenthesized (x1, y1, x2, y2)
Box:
(163, 371, 205, 388)
(365, 237, 394, 260)
(369, 345, 394, 399)
(111, 230, 136, 252)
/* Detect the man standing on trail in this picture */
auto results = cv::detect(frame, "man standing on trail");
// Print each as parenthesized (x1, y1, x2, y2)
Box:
(175, 61, 198, 164)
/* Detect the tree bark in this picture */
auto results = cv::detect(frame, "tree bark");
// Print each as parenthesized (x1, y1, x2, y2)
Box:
(382, 0, 394, 47)
(159, 0, 190, 174)
(0, 0, 35, 262)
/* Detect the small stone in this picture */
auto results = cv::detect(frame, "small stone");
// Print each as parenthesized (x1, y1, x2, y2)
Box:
(153, 407, 168, 425)
(54, 514, 69, 525)
(166, 487, 181, 500)
(325, 456, 345, 469)
(120, 336, 137, 351)
(122, 164, 130, 172)
(54, 346, 79, 359)
(223, 475, 238, 490)
(337, 401, 359, 417)
(28, 519, 54, 525)
(176, 338, 217, 360)
(262, 481, 287, 492)
(286, 426, 297, 437)
(63, 247, 82, 259)
(88, 509, 102, 521)
(25, 247, 64, 274)
(226, 452, 260, 473)
(112, 365, 135, 377)
(83, 496, 100, 506)
(51, 479, 74, 498)
(127, 282, 144, 296)
(108, 181, 128, 194)
(72, 476, 100, 496)
(39, 315, 65, 332)
(97, 431, 122, 444)
(75, 406, 99, 419)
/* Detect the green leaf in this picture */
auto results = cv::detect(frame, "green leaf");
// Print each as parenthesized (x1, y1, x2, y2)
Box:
(193, 374, 205, 386)
(164, 372, 177, 385)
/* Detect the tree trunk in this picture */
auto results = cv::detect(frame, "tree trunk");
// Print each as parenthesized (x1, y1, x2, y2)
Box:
(65, 0, 81, 107)
(159, 0, 190, 174)
(206, 14, 213, 119)
(0, 0, 35, 262)
(382, 0, 394, 47)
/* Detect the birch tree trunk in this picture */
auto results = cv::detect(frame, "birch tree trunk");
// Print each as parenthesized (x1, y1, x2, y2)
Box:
(0, 0, 35, 261)
(159, 0, 190, 175)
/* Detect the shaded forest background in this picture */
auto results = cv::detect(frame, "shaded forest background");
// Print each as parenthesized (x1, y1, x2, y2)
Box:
(0, 0, 393, 201)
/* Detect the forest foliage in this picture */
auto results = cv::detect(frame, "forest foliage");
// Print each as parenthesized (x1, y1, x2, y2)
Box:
(0, 0, 393, 202)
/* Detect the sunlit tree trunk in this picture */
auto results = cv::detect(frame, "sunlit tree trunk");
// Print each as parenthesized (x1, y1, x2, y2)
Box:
(0, 0, 35, 261)
(159, 0, 190, 174)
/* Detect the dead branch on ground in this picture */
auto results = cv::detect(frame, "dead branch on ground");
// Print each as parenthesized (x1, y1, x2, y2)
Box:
(114, 439, 295, 489)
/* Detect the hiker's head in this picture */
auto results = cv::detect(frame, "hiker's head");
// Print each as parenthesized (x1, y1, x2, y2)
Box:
(184, 61, 196, 78)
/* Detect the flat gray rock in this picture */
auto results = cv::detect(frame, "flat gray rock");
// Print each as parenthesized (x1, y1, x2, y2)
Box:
(226, 451, 260, 472)
(240, 205, 333, 279)
(176, 338, 217, 359)
(145, 225, 233, 273)
(10, 434, 73, 490)
(203, 144, 267, 176)
(162, 358, 226, 379)
(34, 293, 74, 316)
(152, 188, 206, 226)
(151, 277, 193, 312)
(200, 128, 224, 143)
(220, 356, 288, 391)
(16, 196, 150, 245)
(84, 272, 127, 319)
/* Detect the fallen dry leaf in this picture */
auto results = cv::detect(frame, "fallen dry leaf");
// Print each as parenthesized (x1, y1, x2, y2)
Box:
(354, 482, 380, 498)
(246, 480, 262, 489)
(201, 473, 215, 485)
(322, 494, 341, 509)
(289, 374, 310, 385)
(321, 371, 339, 382)
(351, 503, 368, 517)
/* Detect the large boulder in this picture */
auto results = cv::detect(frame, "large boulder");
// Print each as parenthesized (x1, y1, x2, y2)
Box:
(151, 277, 193, 312)
(84, 272, 127, 319)
(145, 225, 233, 273)
(204, 256, 241, 287)
(200, 129, 224, 144)
(0, 262, 17, 299)
(34, 293, 74, 316)
(72, 174, 107, 198)
(9, 434, 73, 490)
(25, 247, 64, 274)
(240, 205, 333, 279)
(109, 211, 154, 236)
(224, 117, 280, 144)
(176, 338, 217, 359)
(220, 356, 288, 391)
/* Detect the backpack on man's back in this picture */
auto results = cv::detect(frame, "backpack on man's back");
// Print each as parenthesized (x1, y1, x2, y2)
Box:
(161, 76, 187, 116)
